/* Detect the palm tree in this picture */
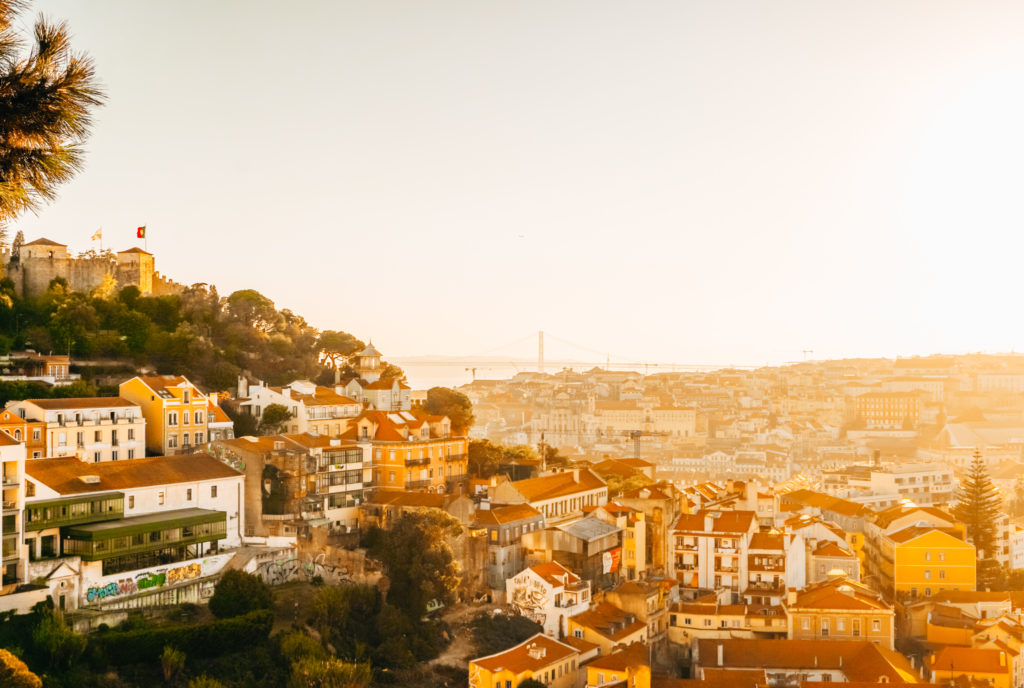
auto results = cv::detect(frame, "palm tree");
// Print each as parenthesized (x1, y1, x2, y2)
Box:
(0, 0, 104, 226)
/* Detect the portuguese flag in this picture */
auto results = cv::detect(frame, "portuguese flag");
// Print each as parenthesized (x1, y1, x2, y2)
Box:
(137, 226, 146, 238)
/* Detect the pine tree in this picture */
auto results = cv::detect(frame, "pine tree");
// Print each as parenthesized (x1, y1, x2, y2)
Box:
(953, 449, 1003, 588)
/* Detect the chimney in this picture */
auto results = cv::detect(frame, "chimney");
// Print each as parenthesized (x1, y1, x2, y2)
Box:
(573, 468, 580, 482)
(814, 656, 818, 668)
(717, 643, 723, 667)
(705, 515, 714, 532)
(1001, 652, 1007, 667)
(787, 588, 797, 605)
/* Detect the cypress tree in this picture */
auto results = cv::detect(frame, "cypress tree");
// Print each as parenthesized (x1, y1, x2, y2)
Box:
(953, 449, 1003, 587)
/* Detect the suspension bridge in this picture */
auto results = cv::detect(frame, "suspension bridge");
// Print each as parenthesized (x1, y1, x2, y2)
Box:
(387, 331, 761, 377)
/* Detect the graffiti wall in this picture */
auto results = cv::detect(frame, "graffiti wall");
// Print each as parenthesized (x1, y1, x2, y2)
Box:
(82, 553, 234, 605)
(251, 551, 359, 586)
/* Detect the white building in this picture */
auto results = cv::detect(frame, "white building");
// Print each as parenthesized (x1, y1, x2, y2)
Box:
(7, 397, 146, 462)
(506, 561, 592, 638)
(0, 432, 26, 588)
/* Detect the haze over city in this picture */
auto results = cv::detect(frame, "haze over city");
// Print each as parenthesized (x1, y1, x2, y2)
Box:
(11, 0, 1024, 366)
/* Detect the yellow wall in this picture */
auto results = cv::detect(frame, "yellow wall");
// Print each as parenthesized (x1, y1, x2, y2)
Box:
(926, 622, 973, 647)
(119, 377, 209, 456)
(586, 663, 650, 688)
(893, 530, 975, 597)
(372, 437, 468, 492)
(468, 657, 578, 688)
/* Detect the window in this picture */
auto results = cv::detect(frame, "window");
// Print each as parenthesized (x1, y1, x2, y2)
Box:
(128, 449, 135, 459)
(168, 412, 178, 426)
(939, 552, 946, 561)
(195, 432, 204, 444)
(93, 452, 101, 462)
(94, 430, 101, 442)
(821, 620, 829, 637)
(111, 450, 118, 461)
(574, 629, 582, 639)
(211, 485, 218, 498)
(704, 619, 712, 627)
(57, 432, 66, 447)
(924, 570, 931, 580)
(853, 620, 861, 637)
(128, 495, 134, 509)
(802, 617, 810, 630)
(186, 489, 192, 501)
(32, 428, 40, 441)
(183, 390, 190, 404)
(837, 618, 845, 631)
(183, 412, 190, 426)
(939, 570, 946, 579)
(872, 619, 881, 632)
(195, 411, 204, 425)
(925, 552, 931, 561)
(158, 492, 165, 506)
(128, 428, 135, 440)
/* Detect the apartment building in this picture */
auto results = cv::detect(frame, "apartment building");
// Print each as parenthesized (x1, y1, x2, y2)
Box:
(669, 510, 758, 593)
(877, 526, 976, 602)
(468, 633, 582, 688)
(239, 379, 361, 436)
(213, 433, 370, 538)
(21, 453, 243, 611)
(489, 469, 608, 526)
(506, 561, 592, 638)
(787, 577, 895, 649)
(0, 432, 26, 587)
(120, 375, 210, 455)
(474, 503, 545, 591)
(7, 397, 145, 462)
(853, 391, 921, 429)
(668, 595, 787, 643)
(346, 410, 468, 494)
(568, 601, 648, 655)
(0, 408, 46, 458)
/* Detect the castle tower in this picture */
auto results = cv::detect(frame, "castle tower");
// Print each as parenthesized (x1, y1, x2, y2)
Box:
(115, 247, 154, 295)
(355, 341, 383, 383)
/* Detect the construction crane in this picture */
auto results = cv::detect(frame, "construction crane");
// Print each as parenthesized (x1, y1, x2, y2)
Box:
(802, 349, 814, 361)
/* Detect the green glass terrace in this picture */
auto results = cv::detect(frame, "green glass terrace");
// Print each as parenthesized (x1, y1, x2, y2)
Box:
(62, 508, 226, 561)
(25, 493, 125, 531)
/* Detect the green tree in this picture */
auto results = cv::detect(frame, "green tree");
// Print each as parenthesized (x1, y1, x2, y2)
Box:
(311, 584, 381, 658)
(0, 648, 41, 688)
(188, 677, 226, 688)
(423, 387, 475, 435)
(366, 511, 462, 620)
(0, 0, 105, 225)
(161, 644, 185, 684)
(953, 450, 1003, 588)
(468, 439, 504, 478)
(226, 289, 282, 333)
(30, 611, 84, 672)
(471, 612, 542, 656)
(208, 570, 273, 619)
(287, 657, 371, 688)
(259, 403, 294, 435)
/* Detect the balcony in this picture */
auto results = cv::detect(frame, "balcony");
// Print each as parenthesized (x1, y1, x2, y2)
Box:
(404, 479, 432, 491)
(2, 501, 16, 514)
(1, 475, 18, 488)
(405, 457, 430, 467)
(746, 580, 785, 594)
(445, 453, 467, 463)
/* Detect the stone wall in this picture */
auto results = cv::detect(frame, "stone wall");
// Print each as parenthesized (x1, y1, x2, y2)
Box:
(1, 247, 159, 299)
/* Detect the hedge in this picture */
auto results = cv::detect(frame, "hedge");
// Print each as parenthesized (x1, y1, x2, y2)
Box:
(88, 609, 273, 667)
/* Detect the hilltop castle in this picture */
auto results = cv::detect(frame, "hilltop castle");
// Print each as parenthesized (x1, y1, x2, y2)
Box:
(2, 237, 182, 299)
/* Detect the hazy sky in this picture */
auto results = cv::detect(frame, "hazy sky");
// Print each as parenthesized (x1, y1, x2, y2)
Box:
(17, 1, 1024, 367)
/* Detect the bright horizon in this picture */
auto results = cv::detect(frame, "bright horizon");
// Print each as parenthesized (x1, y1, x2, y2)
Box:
(14, 1, 1024, 366)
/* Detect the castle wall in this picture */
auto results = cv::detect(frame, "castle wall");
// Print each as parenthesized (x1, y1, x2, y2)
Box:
(1, 246, 160, 299)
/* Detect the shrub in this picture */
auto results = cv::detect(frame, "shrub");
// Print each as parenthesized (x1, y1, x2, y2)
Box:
(208, 570, 273, 619)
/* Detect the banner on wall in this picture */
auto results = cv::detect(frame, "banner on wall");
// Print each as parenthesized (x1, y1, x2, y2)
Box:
(602, 547, 622, 574)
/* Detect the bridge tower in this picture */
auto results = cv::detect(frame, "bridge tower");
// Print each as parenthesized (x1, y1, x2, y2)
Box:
(538, 330, 544, 373)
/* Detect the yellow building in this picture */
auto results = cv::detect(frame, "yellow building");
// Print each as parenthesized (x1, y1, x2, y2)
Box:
(468, 633, 581, 688)
(119, 375, 210, 456)
(568, 601, 648, 655)
(878, 526, 975, 602)
(928, 647, 1011, 688)
(346, 410, 468, 494)
(787, 576, 895, 650)
(584, 643, 650, 688)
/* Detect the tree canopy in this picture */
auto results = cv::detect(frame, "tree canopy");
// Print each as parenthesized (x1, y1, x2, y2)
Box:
(365, 511, 463, 620)
(953, 450, 1003, 588)
(424, 387, 475, 435)
(208, 570, 274, 619)
(0, 0, 105, 226)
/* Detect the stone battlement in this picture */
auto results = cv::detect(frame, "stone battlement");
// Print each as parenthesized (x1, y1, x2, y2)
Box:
(3, 237, 160, 299)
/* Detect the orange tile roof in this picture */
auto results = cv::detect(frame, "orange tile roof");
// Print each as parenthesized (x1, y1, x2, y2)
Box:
(888, 525, 967, 545)
(366, 490, 447, 508)
(23, 397, 139, 410)
(570, 602, 646, 641)
(511, 469, 606, 502)
(25, 453, 241, 494)
(207, 401, 232, 424)
(749, 533, 784, 551)
(528, 561, 580, 587)
(472, 633, 578, 674)
(0, 430, 19, 446)
(673, 510, 757, 535)
(473, 503, 543, 526)
(812, 541, 855, 558)
(790, 578, 890, 612)
(134, 375, 202, 395)
(929, 647, 1010, 675)
(696, 639, 919, 682)
(586, 642, 649, 672)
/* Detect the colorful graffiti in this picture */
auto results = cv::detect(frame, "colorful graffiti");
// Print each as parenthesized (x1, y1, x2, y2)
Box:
(253, 552, 357, 587)
(84, 555, 229, 605)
